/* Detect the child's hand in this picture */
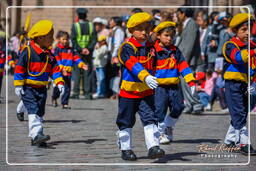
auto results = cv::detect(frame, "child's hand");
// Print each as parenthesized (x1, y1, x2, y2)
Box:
(81, 48, 90, 55)
(11, 63, 15, 68)
(111, 57, 119, 64)
(82, 64, 88, 70)
(62, 70, 68, 76)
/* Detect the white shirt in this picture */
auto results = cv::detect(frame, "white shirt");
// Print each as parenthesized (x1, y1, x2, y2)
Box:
(108, 26, 125, 58)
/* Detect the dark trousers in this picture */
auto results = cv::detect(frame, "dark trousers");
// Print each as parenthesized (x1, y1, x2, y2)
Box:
(72, 55, 93, 97)
(52, 76, 71, 105)
(155, 85, 185, 123)
(225, 80, 248, 130)
(116, 95, 157, 130)
(22, 86, 47, 117)
(210, 85, 227, 109)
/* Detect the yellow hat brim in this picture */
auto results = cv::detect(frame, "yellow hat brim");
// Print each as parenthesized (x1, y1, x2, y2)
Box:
(127, 12, 153, 28)
(153, 21, 176, 33)
(28, 20, 53, 39)
(229, 13, 253, 28)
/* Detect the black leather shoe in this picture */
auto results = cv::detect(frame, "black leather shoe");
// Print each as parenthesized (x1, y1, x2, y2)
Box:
(148, 146, 165, 159)
(121, 150, 137, 161)
(31, 140, 48, 148)
(16, 112, 24, 121)
(62, 105, 71, 109)
(31, 134, 50, 146)
(70, 95, 79, 99)
(240, 145, 256, 156)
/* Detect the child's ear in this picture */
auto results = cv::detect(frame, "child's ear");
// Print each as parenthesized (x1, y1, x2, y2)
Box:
(156, 33, 161, 39)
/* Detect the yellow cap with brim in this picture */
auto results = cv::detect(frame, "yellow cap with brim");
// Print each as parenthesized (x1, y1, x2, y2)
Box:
(28, 20, 53, 39)
(126, 12, 153, 28)
(98, 35, 106, 42)
(153, 21, 176, 33)
(229, 13, 253, 28)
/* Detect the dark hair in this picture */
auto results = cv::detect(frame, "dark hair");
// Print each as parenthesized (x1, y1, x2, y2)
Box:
(177, 5, 194, 18)
(158, 26, 176, 35)
(131, 8, 143, 13)
(111, 16, 122, 27)
(152, 9, 161, 16)
(56, 30, 69, 39)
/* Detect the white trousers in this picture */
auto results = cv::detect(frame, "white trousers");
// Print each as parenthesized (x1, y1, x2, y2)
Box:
(17, 100, 27, 113)
(144, 124, 160, 150)
(28, 114, 43, 139)
(225, 124, 249, 146)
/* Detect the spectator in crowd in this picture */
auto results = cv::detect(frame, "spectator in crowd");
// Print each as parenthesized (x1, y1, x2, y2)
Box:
(160, 10, 173, 22)
(106, 16, 125, 99)
(131, 8, 143, 14)
(176, 5, 203, 114)
(152, 9, 161, 26)
(70, 8, 97, 100)
(93, 35, 108, 98)
(93, 17, 110, 38)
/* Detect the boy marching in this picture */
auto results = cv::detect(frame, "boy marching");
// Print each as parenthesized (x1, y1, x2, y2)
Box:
(14, 20, 64, 147)
(152, 21, 196, 144)
(222, 13, 256, 155)
(116, 12, 165, 161)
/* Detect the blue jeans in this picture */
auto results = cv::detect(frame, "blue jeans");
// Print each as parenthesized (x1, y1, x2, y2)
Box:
(96, 67, 106, 97)
(198, 92, 210, 107)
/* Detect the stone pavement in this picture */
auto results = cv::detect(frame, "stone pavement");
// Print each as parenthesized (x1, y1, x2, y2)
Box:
(0, 75, 256, 170)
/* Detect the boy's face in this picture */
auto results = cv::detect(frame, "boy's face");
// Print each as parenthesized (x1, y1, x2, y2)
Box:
(59, 35, 69, 47)
(157, 30, 174, 47)
(39, 29, 54, 48)
(236, 23, 249, 42)
(131, 22, 151, 42)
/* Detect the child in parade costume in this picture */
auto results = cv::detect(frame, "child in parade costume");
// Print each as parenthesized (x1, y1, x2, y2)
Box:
(222, 13, 256, 155)
(51, 31, 87, 109)
(14, 20, 65, 147)
(116, 12, 165, 161)
(152, 21, 196, 144)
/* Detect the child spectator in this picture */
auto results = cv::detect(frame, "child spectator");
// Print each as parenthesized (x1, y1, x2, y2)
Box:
(93, 35, 108, 98)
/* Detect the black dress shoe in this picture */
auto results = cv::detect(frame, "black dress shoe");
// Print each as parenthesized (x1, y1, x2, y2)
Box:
(31, 134, 50, 146)
(240, 145, 256, 156)
(70, 95, 79, 99)
(16, 112, 24, 121)
(62, 105, 71, 109)
(121, 150, 137, 161)
(31, 140, 48, 148)
(148, 146, 165, 159)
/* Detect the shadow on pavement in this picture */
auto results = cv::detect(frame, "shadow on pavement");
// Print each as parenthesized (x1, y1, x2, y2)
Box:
(171, 138, 221, 144)
(49, 138, 107, 146)
(151, 152, 206, 163)
(43, 120, 86, 123)
(71, 107, 104, 111)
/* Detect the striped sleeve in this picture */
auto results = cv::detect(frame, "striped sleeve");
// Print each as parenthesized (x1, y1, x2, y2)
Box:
(73, 54, 85, 68)
(224, 43, 249, 64)
(50, 57, 64, 85)
(14, 49, 28, 86)
(120, 44, 150, 82)
(176, 48, 195, 85)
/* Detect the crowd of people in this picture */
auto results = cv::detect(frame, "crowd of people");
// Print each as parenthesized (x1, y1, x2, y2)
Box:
(1, 4, 256, 160)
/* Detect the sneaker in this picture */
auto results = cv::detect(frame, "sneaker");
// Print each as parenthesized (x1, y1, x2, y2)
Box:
(121, 150, 137, 161)
(93, 94, 99, 99)
(16, 112, 24, 121)
(159, 133, 170, 144)
(240, 145, 256, 156)
(148, 146, 165, 159)
(31, 140, 48, 148)
(62, 105, 71, 109)
(52, 99, 58, 107)
(205, 103, 212, 111)
(31, 134, 50, 146)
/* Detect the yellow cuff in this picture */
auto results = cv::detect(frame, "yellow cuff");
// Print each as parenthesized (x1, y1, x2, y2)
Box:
(54, 77, 64, 85)
(64, 66, 72, 72)
(241, 49, 249, 63)
(138, 70, 150, 82)
(59, 64, 64, 70)
(78, 62, 85, 68)
(14, 80, 24, 86)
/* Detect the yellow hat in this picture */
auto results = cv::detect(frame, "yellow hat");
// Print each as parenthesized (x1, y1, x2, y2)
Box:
(126, 12, 153, 28)
(98, 35, 106, 42)
(28, 20, 53, 39)
(229, 13, 253, 28)
(153, 21, 176, 33)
